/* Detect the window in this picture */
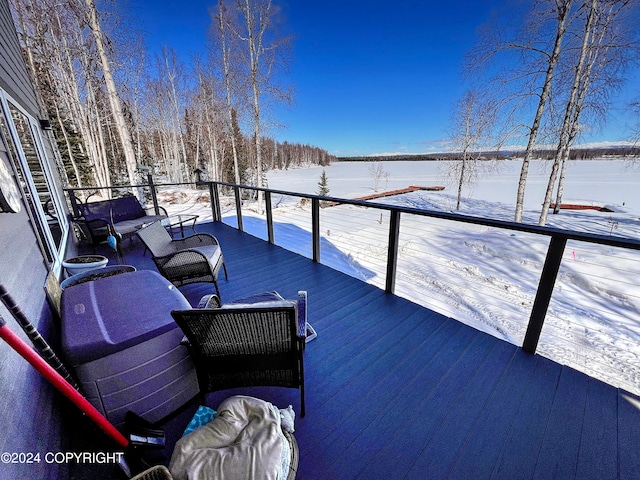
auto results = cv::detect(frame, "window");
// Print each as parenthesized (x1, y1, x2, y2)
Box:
(0, 90, 68, 271)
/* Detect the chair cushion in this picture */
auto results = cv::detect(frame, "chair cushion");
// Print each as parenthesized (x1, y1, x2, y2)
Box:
(230, 291, 285, 303)
(163, 245, 222, 269)
(114, 215, 167, 235)
(220, 291, 295, 310)
(220, 300, 295, 310)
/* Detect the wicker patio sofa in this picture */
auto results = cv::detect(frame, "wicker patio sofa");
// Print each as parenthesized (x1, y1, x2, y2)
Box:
(75, 195, 167, 245)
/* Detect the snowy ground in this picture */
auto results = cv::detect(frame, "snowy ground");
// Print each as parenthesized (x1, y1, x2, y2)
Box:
(156, 158, 640, 395)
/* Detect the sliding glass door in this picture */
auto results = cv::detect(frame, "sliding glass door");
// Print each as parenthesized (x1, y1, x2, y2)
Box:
(0, 89, 68, 271)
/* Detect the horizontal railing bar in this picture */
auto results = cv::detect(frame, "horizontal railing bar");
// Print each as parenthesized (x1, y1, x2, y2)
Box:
(64, 180, 200, 192)
(66, 180, 640, 251)
(205, 181, 640, 251)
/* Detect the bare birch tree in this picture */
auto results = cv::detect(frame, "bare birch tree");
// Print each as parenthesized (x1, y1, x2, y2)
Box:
(540, 0, 599, 224)
(447, 89, 498, 210)
(160, 47, 190, 180)
(211, 0, 243, 185)
(512, 0, 575, 222)
(85, 0, 138, 188)
(466, 0, 576, 222)
(543, 0, 640, 222)
(234, 0, 293, 209)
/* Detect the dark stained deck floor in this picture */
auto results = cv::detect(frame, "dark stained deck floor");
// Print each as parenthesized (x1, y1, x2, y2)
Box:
(73, 221, 640, 479)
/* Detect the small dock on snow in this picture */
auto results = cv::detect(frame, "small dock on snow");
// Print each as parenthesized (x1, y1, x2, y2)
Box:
(325, 185, 445, 207)
(549, 202, 614, 212)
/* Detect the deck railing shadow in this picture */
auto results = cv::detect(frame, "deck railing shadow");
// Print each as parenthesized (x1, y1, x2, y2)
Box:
(65, 176, 640, 396)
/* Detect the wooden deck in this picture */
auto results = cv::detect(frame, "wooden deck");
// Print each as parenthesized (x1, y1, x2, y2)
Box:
(73, 220, 640, 479)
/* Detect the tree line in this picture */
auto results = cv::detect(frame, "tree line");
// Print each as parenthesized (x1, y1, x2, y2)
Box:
(8, 0, 335, 198)
(339, 145, 639, 163)
(447, 0, 640, 225)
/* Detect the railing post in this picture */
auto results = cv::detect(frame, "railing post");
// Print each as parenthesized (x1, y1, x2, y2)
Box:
(386, 210, 401, 294)
(265, 191, 274, 244)
(68, 190, 80, 218)
(312, 198, 320, 262)
(209, 183, 221, 222)
(522, 235, 567, 353)
(147, 174, 159, 215)
(234, 185, 243, 231)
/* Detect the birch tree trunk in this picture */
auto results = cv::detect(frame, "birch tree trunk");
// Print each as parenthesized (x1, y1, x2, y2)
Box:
(162, 47, 189, 180)
(52, 101, 82, 186)
(539, 0, 597, 226)
(237, 0, 291, 212)
(514, 0, 573, 222)
(552, 0, 630, 215)
(80, 41, 111, 192)
(448, 89, 495, 211)
(216, 0, 242, 185)
(85, 0, 138, 189)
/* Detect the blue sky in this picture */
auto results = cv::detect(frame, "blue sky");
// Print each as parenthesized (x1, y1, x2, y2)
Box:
(130, 0, 639, 157)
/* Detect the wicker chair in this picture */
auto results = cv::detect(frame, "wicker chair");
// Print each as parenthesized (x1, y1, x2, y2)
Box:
(130, 465, 173, 480)
(136, 221, 228, 298)
(171, 291, 308, 417)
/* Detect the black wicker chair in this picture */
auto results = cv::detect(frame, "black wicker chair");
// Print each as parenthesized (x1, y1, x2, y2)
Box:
(171, 291, 308, 417)
(136, 221, 228, 298)
(130, 465, 173, 480)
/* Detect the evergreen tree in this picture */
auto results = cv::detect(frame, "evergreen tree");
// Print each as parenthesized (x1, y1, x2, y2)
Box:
(317, 169, 330, 197)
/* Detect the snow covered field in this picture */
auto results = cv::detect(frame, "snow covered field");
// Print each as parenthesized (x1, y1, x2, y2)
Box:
(157, 158, 640, 395)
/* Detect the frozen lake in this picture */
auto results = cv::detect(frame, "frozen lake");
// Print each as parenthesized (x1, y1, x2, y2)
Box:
(267, 158, 640, 225)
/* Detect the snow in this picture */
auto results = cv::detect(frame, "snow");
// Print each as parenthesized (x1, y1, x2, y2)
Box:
(156, 158, 640, 395)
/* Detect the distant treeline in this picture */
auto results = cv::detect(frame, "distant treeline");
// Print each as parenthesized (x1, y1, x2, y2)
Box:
(339, 146, 640, 163)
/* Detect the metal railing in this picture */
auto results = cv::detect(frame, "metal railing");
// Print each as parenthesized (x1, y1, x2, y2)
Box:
(65, 176, 640, 394)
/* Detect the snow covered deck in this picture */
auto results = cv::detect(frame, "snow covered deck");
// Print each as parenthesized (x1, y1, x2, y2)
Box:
(71, 220, 640, 479)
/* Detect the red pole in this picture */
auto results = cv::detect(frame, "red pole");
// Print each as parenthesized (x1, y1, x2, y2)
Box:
(0, 323, 129, 448)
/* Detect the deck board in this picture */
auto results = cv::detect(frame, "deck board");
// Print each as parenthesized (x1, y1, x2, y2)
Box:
(405, 340, 518, 479)
(74, 221, 640, 480)
(533, 367, 588, 479)
(490, 356, 562, 479)
(584, 379, 619, 478)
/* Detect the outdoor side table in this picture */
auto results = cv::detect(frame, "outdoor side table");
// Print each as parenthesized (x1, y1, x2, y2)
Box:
(163, 214, 199, 238)
(60, 270, 198, 427)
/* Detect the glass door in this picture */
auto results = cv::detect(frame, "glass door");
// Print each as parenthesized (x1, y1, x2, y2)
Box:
(0, 90, 68, 271)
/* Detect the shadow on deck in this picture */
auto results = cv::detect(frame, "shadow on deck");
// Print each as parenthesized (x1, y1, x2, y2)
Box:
(71, 221, 640, 479)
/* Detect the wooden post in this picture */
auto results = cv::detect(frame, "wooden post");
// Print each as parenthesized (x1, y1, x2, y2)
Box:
(523, 236, 567, 353)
